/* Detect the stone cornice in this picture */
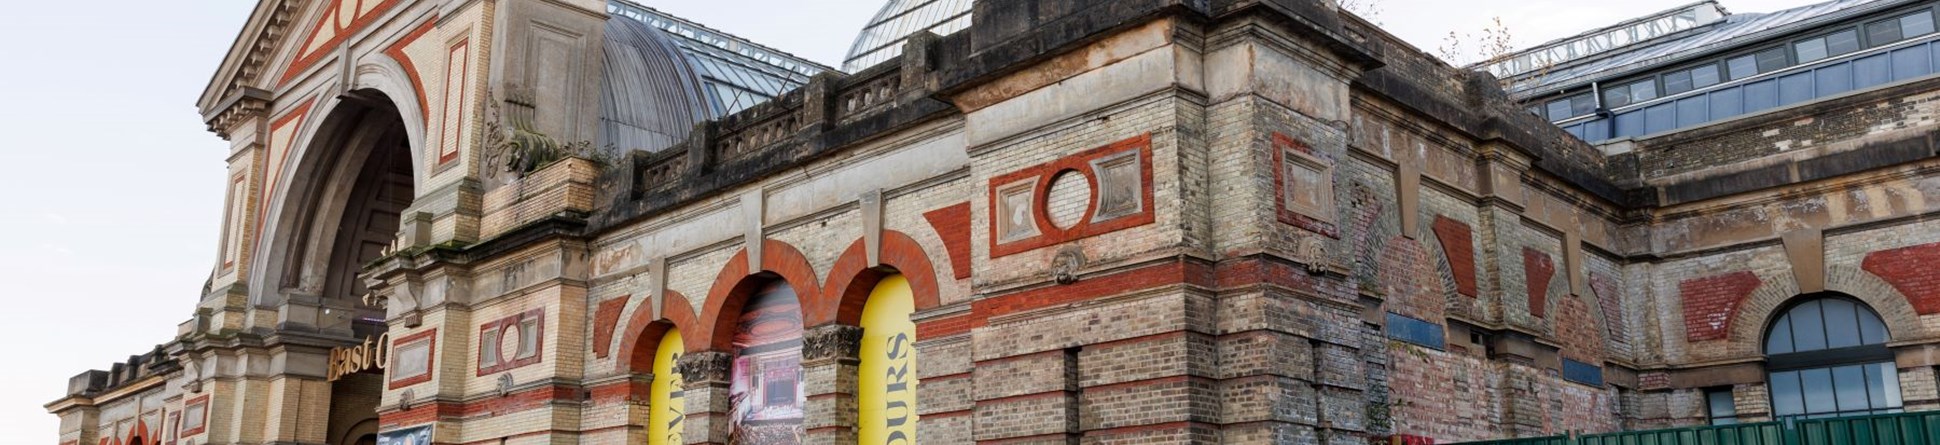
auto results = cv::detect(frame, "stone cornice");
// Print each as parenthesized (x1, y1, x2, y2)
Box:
(198, 0, 303, 132)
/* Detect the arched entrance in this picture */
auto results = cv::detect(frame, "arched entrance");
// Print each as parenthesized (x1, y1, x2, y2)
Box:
(259, 90, 413, 445)
(257, 90, 415, 337)
(1763, 293, 1902, 420)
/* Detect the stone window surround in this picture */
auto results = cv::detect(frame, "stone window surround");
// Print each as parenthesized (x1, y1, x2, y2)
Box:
(478, 309, 545, 376)
(178, 395, 210, 438)
(388, 328, 439, 389)
(1272, 132, 1338, 237)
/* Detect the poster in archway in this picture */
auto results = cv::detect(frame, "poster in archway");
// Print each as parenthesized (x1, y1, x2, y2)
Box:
(729, 281, 804, 444)
(859, 274, 918, 445)
(648, 328, 685, 445)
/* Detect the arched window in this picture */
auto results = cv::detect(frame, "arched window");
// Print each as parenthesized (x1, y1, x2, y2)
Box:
(1764, 294, 1901, 420)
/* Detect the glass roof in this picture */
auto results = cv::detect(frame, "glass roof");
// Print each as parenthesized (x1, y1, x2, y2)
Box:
(843, 0, 974, 72)
(609, 0, 832, 116)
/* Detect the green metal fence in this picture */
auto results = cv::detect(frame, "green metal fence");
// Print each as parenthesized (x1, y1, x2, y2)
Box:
(1448, 411, 1940, 445)
(1793, 411, 1940, 445)
(1578, 422, 1787, 445)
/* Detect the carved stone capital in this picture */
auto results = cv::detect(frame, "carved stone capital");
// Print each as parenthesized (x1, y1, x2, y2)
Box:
(802, 324, 863, 365)
(676, 351, 732, 385)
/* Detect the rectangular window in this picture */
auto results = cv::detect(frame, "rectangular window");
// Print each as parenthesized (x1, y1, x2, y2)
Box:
(1690, 64, 1722, 89)
(1727, 54, 1758, 81)
(1546, 97, 1574, 120)
(1385, 312, 1445, 350)
(1570, 93, 1597, 116)
(517, 317, 540, 360)
(479, 326, 501, 368)
(1799, 29, 1862, 63)
(1562, 358, 1604, 386)
(1603, 79, 1658, 108)
(1869, 10, 1935, 46)
(1706, 387, 1739, 425)
(1727, 47, 1790, 80)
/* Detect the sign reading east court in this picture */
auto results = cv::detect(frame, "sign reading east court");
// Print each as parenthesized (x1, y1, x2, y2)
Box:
(328, 334, 390, 381)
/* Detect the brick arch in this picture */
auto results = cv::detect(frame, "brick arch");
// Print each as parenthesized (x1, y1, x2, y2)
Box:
(1377, 235, 1444, 323)
(696, 239, 822, 351)
(1416, 226, 1473, 319)
(1726, 266, 1926, 358)
(1555, 290, 1606, 363)
(616, 290, 701, 374)
(125, 420, 149, 445)
(817, 230, 943, 327)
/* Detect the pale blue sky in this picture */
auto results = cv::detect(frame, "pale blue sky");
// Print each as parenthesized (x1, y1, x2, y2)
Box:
(0, 0, 1820, 442)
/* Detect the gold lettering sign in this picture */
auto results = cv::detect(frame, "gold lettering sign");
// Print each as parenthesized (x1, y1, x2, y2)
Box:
(328, 333, 390, 381)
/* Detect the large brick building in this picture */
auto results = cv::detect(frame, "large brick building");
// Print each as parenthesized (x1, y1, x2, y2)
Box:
(45, 0, 1940, 444)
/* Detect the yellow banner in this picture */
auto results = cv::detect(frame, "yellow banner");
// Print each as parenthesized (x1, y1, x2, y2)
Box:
(649, 328, 685, 445)
(859, 275, 918, 445)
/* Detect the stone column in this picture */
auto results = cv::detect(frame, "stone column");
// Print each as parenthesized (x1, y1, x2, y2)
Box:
(802, 325, 863, 445)
(677, 351, 734, 445)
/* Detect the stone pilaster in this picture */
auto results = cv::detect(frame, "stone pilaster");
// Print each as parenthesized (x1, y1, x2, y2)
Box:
(677, 351, 733, 445)
(802, 325, 863, 445)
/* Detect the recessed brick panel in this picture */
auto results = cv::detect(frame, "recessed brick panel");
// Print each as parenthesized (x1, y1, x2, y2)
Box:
(922, 202, 974, 280)
(591, 297, 628, 359)
(1679, 271, 1762, 342)
(1379, 237, 1443, 323)
(1431, 216, 1478, 298)
(1862, 241, 1940, 314)
(1589, 273, 1627, 345)
(1556, 296, 1603, 364)
(1523, 248, 1555, 319)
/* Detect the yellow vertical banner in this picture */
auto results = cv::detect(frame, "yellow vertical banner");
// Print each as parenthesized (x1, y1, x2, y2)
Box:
(649, 329, 685, 445)
(859, 275, 918, 445)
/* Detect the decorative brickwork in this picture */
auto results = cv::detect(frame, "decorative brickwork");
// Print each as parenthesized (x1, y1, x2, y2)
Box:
(698, 239, 822, 351)
(477, 309, 546, 376)
(818, 230, 942, 326)
(1523, 248, 1555, 319)
(1380, 236, 1444, 322)
(920, 202, 973, 280)
(1272, 132, 1340, 238)
(617, 291, 699, 374)
(1431, 216, 1478, 298)
(1862, 241, 1940, 314)
(591, 297, 627, 359)
(1679, 271, 1762, 342)
(1556, 295, 1604, 364)
(1589, 273, 1627, 346)
(988, 134, 1156, 257)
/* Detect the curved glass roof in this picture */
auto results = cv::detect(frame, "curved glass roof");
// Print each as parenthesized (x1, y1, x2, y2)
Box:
(843, 0, 974, 72)
(609, 0, 831, 116)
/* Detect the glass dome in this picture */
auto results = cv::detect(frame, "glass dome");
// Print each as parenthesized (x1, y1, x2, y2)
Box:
(842, 0, 974, 72)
